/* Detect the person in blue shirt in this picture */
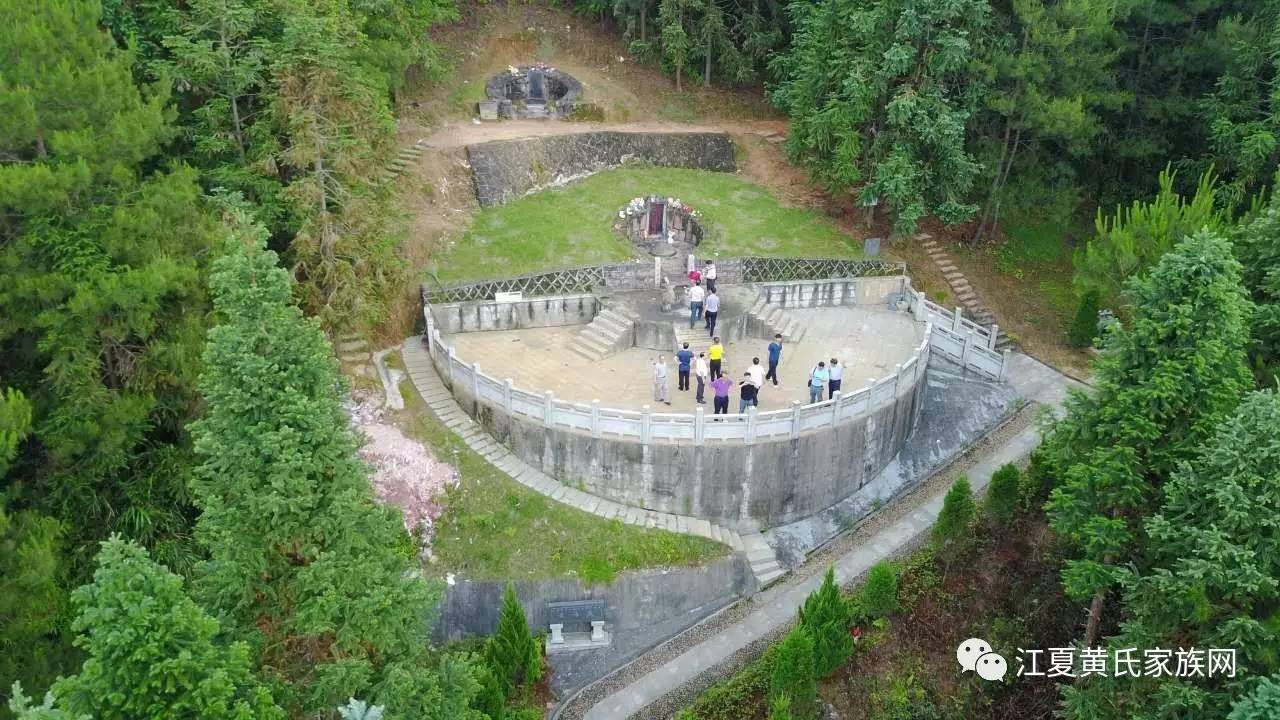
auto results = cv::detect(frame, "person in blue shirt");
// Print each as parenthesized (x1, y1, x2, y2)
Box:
(675, 342, 695, 392)
(765, 334, 783, 386)
(808, 361, 829, 404)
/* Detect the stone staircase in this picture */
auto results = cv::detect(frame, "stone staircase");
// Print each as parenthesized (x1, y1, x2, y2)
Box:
(569, 306, 637, 361)
(335, 333, 375, 379)
(401, 337, 786, 589)
(381, 139, 428, 184)
(672, 322, 711, 351)
(919, 235, 1015, 351)
(745, 296, 808, 343)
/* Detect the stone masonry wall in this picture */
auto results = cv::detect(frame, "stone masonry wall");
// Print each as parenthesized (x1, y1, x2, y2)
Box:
(467, 131, 737, 207)
(435, 556, 753, 696)
(431, 294, 597, 334)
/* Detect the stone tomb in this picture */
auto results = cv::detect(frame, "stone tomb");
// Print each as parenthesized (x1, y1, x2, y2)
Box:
(483, 64, 583, 120)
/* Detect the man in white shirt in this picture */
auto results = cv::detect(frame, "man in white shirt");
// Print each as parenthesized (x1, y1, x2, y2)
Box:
(704, 260, 718, 292)
(653, 356, 671, 405)
(688, 282, 705, 329)
(704, 289, 721, 337)
(828, 357, 843, 399)
(694, 352, 709, 404)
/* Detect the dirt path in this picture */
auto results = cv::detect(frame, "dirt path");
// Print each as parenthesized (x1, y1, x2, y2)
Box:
(415, 117, 785, 148)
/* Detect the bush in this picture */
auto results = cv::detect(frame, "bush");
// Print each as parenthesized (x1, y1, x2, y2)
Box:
(1019, 449, 1054, 509)
(486, 584, 542, 694)
(1068, 289, 1101, 347)
(799, 567, 852, 677)
(933, 476, 976, 553)
(860, 562, 899, 619)
(683, 647, 776, 720)
(769, 693, 794, 720)
(770, 627, 817, 720)
(986, 463, 1020, 523)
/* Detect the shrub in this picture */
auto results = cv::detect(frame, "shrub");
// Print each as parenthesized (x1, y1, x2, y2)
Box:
(769, 693, 794, 720)
(933, 476, 976, 553)
(985, 463, 1020, 523)
(861, 562, 899, 619)
(1068, 289, 1102, 347)
(486, 584, 542, 694)
(683, 647, 776, 720)
(799, 567, 852, 677)
(1019, 449, 1054, 509)
(770, 627, 817, 720)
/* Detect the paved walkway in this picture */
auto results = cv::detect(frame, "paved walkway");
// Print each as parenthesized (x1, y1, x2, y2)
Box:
(579, 350, 1081, 720)
(400, 337, 786, 585)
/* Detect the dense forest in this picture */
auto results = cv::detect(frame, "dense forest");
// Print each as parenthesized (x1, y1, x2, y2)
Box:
(2, 0, 1279, 718)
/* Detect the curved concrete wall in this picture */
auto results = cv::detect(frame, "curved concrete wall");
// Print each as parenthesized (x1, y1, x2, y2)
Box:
(437, 352, 926, 531)
(467, 131, 736, 207)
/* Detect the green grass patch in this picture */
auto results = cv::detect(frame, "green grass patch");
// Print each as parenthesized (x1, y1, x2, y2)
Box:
(393, 373, 727, 582)
(430, 166, 862, 283)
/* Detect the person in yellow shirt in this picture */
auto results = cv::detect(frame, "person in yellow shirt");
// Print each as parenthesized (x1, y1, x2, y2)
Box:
(708, 336, 724, 379)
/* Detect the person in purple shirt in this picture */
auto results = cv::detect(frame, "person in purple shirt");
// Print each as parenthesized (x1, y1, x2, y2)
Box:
(710, 374, 733, 415)
(675, 342, 694, 391)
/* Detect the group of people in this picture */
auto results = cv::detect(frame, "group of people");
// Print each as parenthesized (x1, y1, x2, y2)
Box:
(648, 258, 847, 414)
(652, 332, 847, 414)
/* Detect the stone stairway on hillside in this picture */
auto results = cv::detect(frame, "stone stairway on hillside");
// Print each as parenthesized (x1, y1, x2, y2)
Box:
(336, 333, 375, 379)
(919, 235, 1015, 352)
(745, 297, 808, 343)
(400, 337, 786, 589)
(569, 306, 637, 361)
(381, 139, 428, 184)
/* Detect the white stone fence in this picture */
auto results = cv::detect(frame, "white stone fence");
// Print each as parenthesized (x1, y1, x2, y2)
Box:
(423, 316, 931, 446)
(907, 290, 1010, 381)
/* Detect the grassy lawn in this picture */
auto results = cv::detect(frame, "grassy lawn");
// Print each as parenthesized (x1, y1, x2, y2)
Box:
(430, 166, 862, 283)
(391, 364, 727, 582)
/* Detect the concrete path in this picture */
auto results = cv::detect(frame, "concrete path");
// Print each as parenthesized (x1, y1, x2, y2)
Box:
(400, 337, 786, 586)
(579, 350, 1082, 720)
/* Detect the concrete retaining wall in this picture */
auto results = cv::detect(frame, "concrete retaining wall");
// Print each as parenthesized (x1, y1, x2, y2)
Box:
(467, 132, 737, 207)
(435, 555, 753, 696)
(431, 294, 597, 333)
(755, 277, 907, 308)
(439, 363, 925, 531)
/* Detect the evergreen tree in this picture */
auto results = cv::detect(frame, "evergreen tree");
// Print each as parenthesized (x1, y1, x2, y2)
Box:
(859, 562, 899, 619)
(1045, 229, 1253, 646)
(1229, 676, 1280, 720)
(1060, 391, 1280, 718)
(771, 0, 988, 235)
(188, 213, 449, 716)
(0, 387, 31, 478)
(933, 477, 976, 552)
(658, 0, 692, 91)
(984, 463, 1020, 523)
(11, 536, 284, 720)
(0, 0, 219, 576)
(798, 568, 851, 677)
(768, 692, 794, 720)
(0, 502, 71, 709)
(769, 627, 816, 720)
(1233, 191, 1280, 383)
(1074, 166, 1227, 309)
(486, 584, 542, 694)
(1067, 290, 1101, 348)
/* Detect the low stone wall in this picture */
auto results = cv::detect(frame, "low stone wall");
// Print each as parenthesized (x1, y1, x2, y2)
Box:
(435, 555, 753, 696)
(754, 276, 907, 308)
(431, 294, 597, 334)
(467, 131, 737, 207)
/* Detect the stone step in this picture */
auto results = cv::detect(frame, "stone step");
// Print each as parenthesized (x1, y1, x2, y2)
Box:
(338, 339, 368, 353)
(594, 312, 630, 334)
(339, 353, 369, 363)
(748, 297, 768, 317)
(580, 326, 617, 347)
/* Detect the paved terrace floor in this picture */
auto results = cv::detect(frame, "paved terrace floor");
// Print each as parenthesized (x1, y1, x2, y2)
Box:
(442, 306, 925, 412)
(575, 352, 1083, 720)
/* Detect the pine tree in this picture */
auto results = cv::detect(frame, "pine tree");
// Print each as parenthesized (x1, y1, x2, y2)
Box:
(188, 212, 446, 716)
(0, 386, 31, 478)
(1068, 290, 1102, 348)
(1045, 229, 1253, 646)
(798, 568, 851, 678)
(0, 502, 71, 708)
(859, 562, 899, 619)
(658, 0, 692, 91)
(486, 584, 542, 694)
(769, 627, 816, 720)
(984, 463, 1020, 523)
(1233, 191, 1280, 384)
(1229, 676, 1280, 720)
(933, 476, 976, 552)
(10, 536, 284, 720)
(768, 692, 794, 720)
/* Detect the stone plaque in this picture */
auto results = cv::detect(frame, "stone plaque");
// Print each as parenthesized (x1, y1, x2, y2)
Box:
(477, 101, 499, 121)
(863, 237, 881, 256)
(494, 291, 523, 303)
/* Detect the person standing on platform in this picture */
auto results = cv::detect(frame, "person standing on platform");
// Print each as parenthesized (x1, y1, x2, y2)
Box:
(695, 351, 709, 404)
(675, 343, 694, 391)
(704, 289, 720, 337)
(739, 373, 759, 414)
(687, 266, 701, 286)
(808, 361, 829, 404)
(747, 356, 765, 402)
(711, 373, 733, 415)
(704, 260, 718, 293)
(828, 357, 843, 399)
(653, 356, 671, 405)
(708, 337, 724, 380)
(766, 334, 783, 386)
(688, 281, 705, 329)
